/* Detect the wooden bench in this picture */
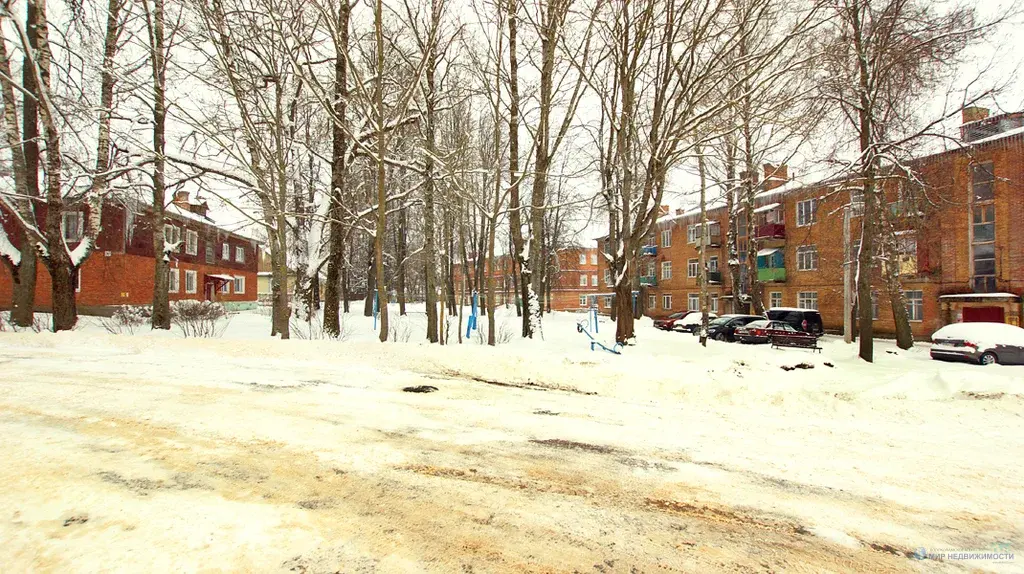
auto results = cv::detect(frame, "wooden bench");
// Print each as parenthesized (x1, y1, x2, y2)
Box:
(770, 335, 822, 353)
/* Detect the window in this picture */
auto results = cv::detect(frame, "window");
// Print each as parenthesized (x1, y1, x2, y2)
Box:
(710, 294, 718, 314)
(62, 211, 84, 242)
(709, 256, 719, 273)
(646, 261, 656, 278)
(205, 245, 215, 264)
(971, 162, 994, 202)
(797, 245, 819, 271)
(797, 198, 817, 226)
(235, 246, 245, 263)
(604, 270, 612, 286)
(163, 224, 181, 251)
(737, 216, 748, 238)
(591, 274, 598, 287)
(590, 253, 597, 265)
(661, 261, 672, 280)
(688, 293, 699, 311)
(222, 243, 230, 260)
(661, 229, 672, 248)
(871, 291, 879, 320)
(797, 291, 818, 310)
(850, 188, 865, 215)
(972, 204, 996, 292)
(168, 268, 179, 293)
(897, 234, 917, 275)
(579, 274, 588, 287)
(580, 295, 588, 307)
(648, 294, 656, 309)
(769, 291, 782, 308)
(905, 290, 923, 321)
(75, 269, 81, 293)
(233, 276, 245, 294)
(687, 259, 698, 278)
(687, 225, 699, 243)
(185, 230, 198, 256)
(185, 270, 198, 294)
(603, 295, 612, 308)
(579, 253, 587, 265)
(220, 280, 230, 294)
(663, 294, 673, 310)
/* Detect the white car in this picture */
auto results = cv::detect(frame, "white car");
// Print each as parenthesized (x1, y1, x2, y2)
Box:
(930, 322, 1024, 365)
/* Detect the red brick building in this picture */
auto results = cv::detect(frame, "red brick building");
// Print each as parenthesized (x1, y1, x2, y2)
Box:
(1, 192, 259, 314)
(454, 246, 600, 312)
(604, 107, 1024, 338)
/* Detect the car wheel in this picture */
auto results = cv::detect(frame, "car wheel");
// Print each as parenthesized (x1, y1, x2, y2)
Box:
(715, 333, 727, 342)
(979, 352, 998, 366)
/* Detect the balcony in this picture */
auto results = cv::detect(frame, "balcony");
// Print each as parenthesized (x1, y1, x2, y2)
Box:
(707, 271, 722, 284)
(640, 245, 657, 256)
(695, 229, 722, 248)
(757, 267, 786, 282)
(756, 223, 786, 240)
(639, 275, 657, 287)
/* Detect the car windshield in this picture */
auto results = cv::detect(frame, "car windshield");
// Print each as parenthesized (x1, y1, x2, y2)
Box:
(709, 317, 731, 326)
(745, 320, 769, 329)
(669, 313, 686, 319)
(773, 323, 797, 331)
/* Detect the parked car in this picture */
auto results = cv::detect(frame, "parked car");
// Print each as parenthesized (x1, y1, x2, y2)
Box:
(765, 322, 821, 349)
(766, 307, 824, 335)
(930, 322, 1024, 365)
(700, 314, 763, 342)
(671, 311, 718, 333)
(654, 311, 695, 331)
(734, 320, 788, 344)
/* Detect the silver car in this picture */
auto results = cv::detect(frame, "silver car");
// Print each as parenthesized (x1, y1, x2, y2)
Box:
(930, 322, 1024, 365)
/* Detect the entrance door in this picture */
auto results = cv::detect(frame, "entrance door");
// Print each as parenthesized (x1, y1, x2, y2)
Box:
(963, 306, 1004, 323)
(204, 282, 214, 302)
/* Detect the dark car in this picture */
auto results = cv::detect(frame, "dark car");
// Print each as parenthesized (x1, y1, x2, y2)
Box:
(765, 322, 820, 349)
(734, 319, 789, 344)
(700, 314, 763, 342)
(930, 322, 1024, 365)
(654, 311, 694, 331)
(766, 308, 824, 335)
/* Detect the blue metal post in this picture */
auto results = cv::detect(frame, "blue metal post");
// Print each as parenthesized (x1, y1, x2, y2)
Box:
(372, 289, 379, 330)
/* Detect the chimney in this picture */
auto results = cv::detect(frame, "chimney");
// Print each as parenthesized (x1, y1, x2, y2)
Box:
(962, 106, 989, 125)
(762, 163, 788, 191)
(172, 191, 190, 208)
(658, 204, 670, 217)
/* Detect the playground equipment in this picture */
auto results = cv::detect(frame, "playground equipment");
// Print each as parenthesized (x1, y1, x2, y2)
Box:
(577, 306, 621, 355)
(465, 290, 479, 339)
(372, 290, 379, 330)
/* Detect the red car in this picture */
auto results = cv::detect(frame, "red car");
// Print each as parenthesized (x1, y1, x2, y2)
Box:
(654, 311, 717, 332)
(735, 320, 819, 346)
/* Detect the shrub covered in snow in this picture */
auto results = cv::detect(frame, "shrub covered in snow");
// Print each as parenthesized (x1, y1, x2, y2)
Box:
(171, 300, 230, 338)
(0, 311, 48, 333)
(100, 305, 151, 335)
(290, 314, 350, 341)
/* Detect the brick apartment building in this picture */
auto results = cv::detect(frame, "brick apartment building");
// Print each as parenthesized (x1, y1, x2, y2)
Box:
(455, 246, 600, 311)
(597, 107, 1024, 338)
(1, 191, 259, 314)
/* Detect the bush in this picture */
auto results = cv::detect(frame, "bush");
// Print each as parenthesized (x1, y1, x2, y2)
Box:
(0, 311, 48, 333)
(171, 300, 230, 338)
(100, 305, 150, 335)
(388, 317, 412, 342)
(290, 314, 350, 341)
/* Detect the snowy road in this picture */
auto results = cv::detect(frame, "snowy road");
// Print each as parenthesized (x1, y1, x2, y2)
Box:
(1, 324, 1022, 573)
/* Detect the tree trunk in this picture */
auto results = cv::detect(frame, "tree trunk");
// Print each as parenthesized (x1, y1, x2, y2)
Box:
(613, 278, 633, 344)
(364, 237, 375, 316)
(397, 205, 407, 315)
(373, 0, 389, 343)
(11, 240, 37, 324)
(698, 145, 709, 347)
(147, 0, 171, 330)
(323, 0, 350, 338)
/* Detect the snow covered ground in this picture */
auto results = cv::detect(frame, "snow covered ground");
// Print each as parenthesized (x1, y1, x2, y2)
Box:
(1, 305, 1022, 573)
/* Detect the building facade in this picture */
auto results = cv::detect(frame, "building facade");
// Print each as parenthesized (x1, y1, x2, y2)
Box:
(0, 192, 259, 314)
(604, 108, 1024, 338)
(454, 246, 600, 312)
